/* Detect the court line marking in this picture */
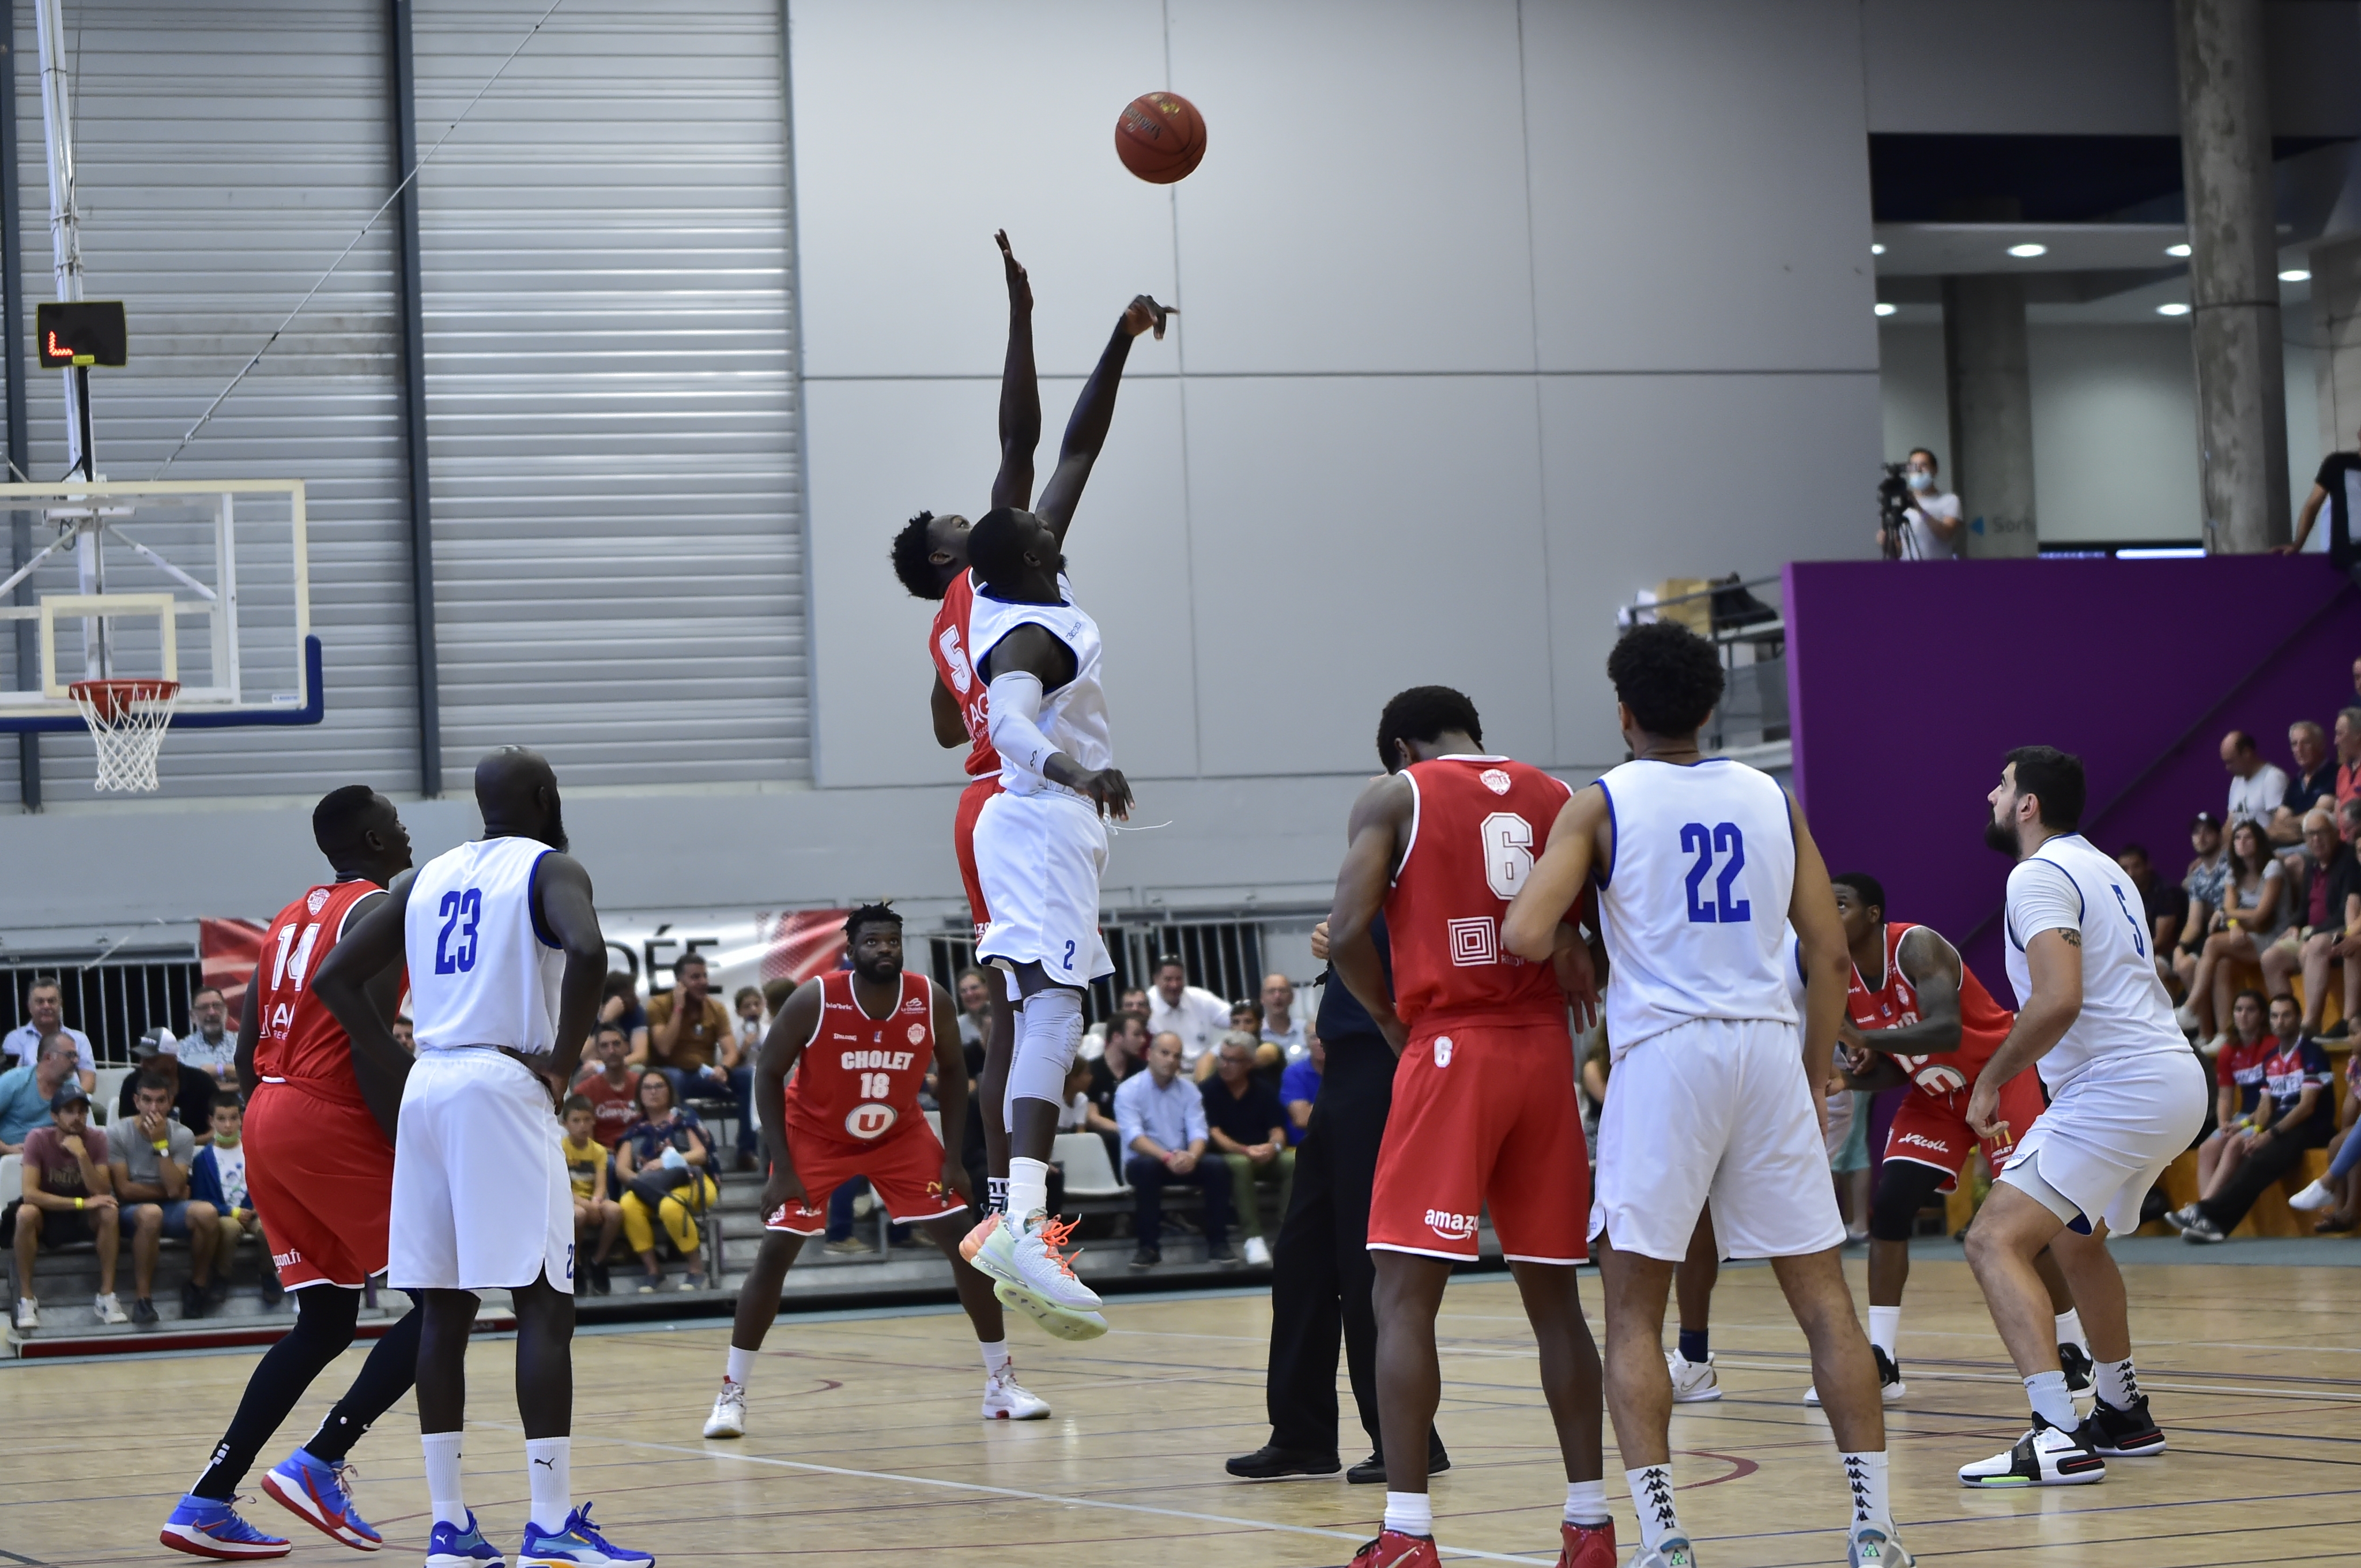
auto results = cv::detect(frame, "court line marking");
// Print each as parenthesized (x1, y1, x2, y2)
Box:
(481, 1422, 1560, 1565)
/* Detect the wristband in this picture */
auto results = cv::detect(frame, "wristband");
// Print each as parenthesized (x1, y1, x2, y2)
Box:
(74, 1196, 84, 1210)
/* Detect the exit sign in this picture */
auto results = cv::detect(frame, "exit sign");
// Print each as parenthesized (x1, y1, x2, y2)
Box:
(36, 300, 127, 367)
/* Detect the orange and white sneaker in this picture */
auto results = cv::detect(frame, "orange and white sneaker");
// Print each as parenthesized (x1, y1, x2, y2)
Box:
(1557, 1518, 1616, 1568)
(972, 1213, 1103, 1316)
(958, 1211, 1001, 1264)
(1347, 1529, 1439, 1568)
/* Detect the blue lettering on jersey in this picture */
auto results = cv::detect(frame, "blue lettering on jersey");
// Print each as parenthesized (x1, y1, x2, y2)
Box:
(435, 887, 483, 975)
(2109, 883, 2145, 957)
(1679, 822, 1752, 924)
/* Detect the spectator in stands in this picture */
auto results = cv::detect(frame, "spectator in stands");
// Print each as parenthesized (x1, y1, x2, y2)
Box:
(2177, 813, 2231, 982)
(954, 967, 993, 1049)
(0, 1033, 78, 1155)
(190, 1093, 280, 1307)
(1229, 997, 1260, 1035)
(2262, 808, 2361, 1037)
(1202, 1031, 1292, 1267)
(1281, 1031, 1322, 1145)
(108, 1068, 220, 1322)
(600, 971, 648, 1056)
(1118, 986, 1150, 1018)
(1116, 1031, 1236, 1269)
(2273, 721, 2336, 847)
(3, 976, 94, 1090)
(2222, 730, 2289, 830)
(123, 1032, 220, 1140)
(1259, 973, 1308, 1064)
(8, 1084, 123, 1329)
(2282, 419, 2361, 567)
(2290, 1049, 2361, 1228)
(2170, 995, 2334, 1243)
(1146, 956, 1231, 1074)
(2179, 820, 2290, 1050)
(561, 1095, 621, 1294)
(734, 984, 764, 1051)
(2194, 991, 2273, 1198)
(2117, 843, 2190, 992)
(641, 954, 753, 1167)
(171, 987, 237, 1083)
(613, 1070, 717, 1292)
(2336, 708, 2361, 812)
(390, 1014, 413, 1052)
(573, 1024, 642, 1148)
(1078, 1012, 1144, 1167)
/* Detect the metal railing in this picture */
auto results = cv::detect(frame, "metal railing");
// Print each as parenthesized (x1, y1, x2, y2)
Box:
(0, 949, 203, 1062)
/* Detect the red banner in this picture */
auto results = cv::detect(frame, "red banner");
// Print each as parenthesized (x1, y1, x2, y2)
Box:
(200, 917, 269, 1015)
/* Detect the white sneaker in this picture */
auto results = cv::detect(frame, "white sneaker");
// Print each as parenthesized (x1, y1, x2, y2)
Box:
(13, 1296, 35, 1331)
(990, 1279, 1107, 1342)
(703, 1379, 747, 1439)
(94, 1292, 127, 1325)
(1243, 1236, 1272, 1267)
(2290, 1178, 2337, 1212)
(1849, 1526, 1915, 1566)
(2174, 1001, 2201, 1031)
(980, 1362, 1051, 1420)
(1958, 1415, 2106, 1487)
(1665, 1350, 1722, 1403)
(972, 1213, 1103, 1314)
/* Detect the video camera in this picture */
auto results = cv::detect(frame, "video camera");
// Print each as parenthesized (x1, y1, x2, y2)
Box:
(1876, 462, 1912, 560)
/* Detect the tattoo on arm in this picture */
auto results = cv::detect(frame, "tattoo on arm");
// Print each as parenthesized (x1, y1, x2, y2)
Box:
(2054, 929, 2081, 947)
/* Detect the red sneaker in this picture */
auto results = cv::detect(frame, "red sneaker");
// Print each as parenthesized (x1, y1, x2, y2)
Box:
(1558, 1518, 1616, 1568)
(1348, 1529, 1439, 1568)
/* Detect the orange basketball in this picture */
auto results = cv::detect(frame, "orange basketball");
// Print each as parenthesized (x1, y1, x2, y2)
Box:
(1115, 91, 1206, 184)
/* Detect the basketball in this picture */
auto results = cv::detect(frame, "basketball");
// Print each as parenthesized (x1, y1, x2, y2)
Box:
(1115, 91, 1205, 184)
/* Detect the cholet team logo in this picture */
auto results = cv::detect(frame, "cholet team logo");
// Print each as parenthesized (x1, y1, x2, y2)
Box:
(1480, 768, 1511, 795)
(844, 1103, 897, 1140)
(305, 887, 332, 915)
(906, 1023, 926, 1045)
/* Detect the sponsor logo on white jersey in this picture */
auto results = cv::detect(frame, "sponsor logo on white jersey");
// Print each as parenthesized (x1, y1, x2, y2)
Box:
(844, 1103, 898, 1140)
(1433, 1035, 1454, 1068)
(1480, 768, 1512, 796)
(1424, 1208, 1479, 1239)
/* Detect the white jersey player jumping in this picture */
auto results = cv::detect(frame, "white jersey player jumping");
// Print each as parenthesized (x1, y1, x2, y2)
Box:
(1504, 621, 1910, 1568)
(314, 748, 651, 1568)
(1957, 746, 2207, 1488)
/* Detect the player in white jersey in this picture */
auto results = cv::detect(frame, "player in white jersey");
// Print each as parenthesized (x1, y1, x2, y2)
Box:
(956, 503, 1132, 1329)
(314, 748, 651, 1568)
(1505, 622, 1910, 1568)
(1956, 746, 2208, 1488)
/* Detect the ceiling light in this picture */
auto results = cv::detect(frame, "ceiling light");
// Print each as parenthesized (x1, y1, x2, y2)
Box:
(2156, 302, 2191, 316)
(2280, 269, 2311, 282)
(2007, 243, 2047, 258)
(1870, 243, 1885, 255)
(2166, 243, 2191, 258)
(1873, 302, 1897, 316)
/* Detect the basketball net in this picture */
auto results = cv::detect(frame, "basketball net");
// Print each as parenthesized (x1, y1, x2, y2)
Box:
(69, 678, 180, 793)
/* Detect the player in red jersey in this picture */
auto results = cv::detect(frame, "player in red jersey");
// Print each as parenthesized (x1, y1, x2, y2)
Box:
(160, 786, 421, 1561)
(1326, 687, 1613, 1568)
(700, 903, 1055, 1440)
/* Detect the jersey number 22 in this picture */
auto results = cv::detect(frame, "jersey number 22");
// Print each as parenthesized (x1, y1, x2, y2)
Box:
(1680, 823, 1752, 924)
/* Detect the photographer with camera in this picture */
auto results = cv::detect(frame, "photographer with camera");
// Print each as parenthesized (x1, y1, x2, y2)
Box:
(1876, 448, 1962, 560)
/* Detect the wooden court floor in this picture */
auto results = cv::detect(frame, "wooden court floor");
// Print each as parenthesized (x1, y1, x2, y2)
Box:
(2, 1256, 2354, 1566)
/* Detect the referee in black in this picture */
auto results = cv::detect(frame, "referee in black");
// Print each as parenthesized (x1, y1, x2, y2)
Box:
(1227, 911, 1447, 1483)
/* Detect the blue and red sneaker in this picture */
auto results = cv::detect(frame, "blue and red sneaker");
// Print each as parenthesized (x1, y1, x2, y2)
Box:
(159, 1495, 292, 1559)
(261, 1448, 382, 1550)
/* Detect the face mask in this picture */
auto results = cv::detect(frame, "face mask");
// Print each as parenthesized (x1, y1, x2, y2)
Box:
(1907, 471, 1935, 492)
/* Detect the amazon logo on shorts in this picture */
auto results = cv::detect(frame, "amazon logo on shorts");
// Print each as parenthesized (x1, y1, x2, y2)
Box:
(1424, 1208, 1479, 1239)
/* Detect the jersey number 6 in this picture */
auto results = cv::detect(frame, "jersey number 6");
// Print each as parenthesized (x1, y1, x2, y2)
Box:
(1679, 822, 1752, 924)
(1480, 812, 1536, 900)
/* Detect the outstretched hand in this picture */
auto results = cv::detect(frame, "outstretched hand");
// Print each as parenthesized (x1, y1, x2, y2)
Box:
(997, 230, 1031, 311)
(1121, 295, 1175, 340)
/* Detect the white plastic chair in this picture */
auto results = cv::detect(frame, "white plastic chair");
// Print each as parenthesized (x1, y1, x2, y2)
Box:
(1051, 1132, 1129, 1198)
(0, 1154, 20, 1206)
(92, 1066, 133, 1124)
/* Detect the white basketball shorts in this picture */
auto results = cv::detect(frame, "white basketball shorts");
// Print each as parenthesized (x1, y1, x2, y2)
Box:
(389, 1047, 575, 1294)
(1590, 1016, 1846, 1262)
(1997, 1047, 2207, 1236)
(972, 787, 1113, 983)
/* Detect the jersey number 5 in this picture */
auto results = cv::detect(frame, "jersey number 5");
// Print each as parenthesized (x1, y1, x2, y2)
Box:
(1680, 822, 1752, 924)
(435, 887, 483, 975)
(1480, 812, 1536, 900)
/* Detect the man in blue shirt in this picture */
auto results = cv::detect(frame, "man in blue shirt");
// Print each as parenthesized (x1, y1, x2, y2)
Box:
(1115, 1032, 1235, 1269)
(0, 1034, 80, 1154)
(1280, 1036, 1322, 1146)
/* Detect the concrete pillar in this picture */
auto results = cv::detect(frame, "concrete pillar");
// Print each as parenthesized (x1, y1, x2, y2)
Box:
(2175, 0, 2290, 551)
(1942, 273, 2038, 557)
(2316, 233, 2361, 457)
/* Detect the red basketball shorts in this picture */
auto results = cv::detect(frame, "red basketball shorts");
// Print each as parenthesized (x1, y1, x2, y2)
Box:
(1884, 1069, 2047, 1193)
(955, 775, 1000, 938)
(1368, 1016, 1589, 1264)
(765, 1121, 968, 1235)
(244, 1079, 394, 1290)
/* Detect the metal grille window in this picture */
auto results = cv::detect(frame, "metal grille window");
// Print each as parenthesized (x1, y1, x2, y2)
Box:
(1, 952, 204, 1064)
(923, 916, 1269, 1027)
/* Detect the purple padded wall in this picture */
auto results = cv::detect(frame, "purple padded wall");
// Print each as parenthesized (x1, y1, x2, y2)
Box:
(1784, 557, 2361, 992)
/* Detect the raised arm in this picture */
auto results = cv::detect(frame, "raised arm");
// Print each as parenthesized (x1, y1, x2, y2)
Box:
(989, 231, 1039, 511)
(530, 854, 608, 1089)
(1328, 775, 1415, 1053)
(312, 869, 421, 1143)
(1034, 294, 1172, 540)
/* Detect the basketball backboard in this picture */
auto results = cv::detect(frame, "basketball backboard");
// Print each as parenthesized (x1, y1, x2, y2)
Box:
(0, 478, 320, 733)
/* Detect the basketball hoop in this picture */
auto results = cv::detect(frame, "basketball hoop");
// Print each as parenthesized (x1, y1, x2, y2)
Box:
(68, 677, 179, 792)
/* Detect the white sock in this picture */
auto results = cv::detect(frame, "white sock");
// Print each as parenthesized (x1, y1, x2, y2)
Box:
(1627, 1464, 1680, 1552)
(1564, 1478, 1609, 1526)
(2054, 1308, 2088, 1353)
(987, 1176, 1009, 1215)
(421, 1431, 466, 1529)
(2095, 1355, 2140, 1409)
(1381, 1490, 1432, 1536)
(726, 1345, 757, 1387)
(525, 1437, 571, 1535)
(979, 1339, 1010, 1377)
(1840, 1449, 1892, 1537)
(1866, 1305, 1900, 1359)
(2024, 1369, 2077, 1429)
(1008, 1156, 1050, 1225)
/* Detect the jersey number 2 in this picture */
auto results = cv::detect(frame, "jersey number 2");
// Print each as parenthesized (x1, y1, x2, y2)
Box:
(435, 888, 482, 975)
(1680, 823, 1752, 924)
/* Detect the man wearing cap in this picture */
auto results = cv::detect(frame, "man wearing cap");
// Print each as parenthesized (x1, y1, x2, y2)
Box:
(2, 975, 95, 1092)
(0, 1033, 81, 1155)
(2174, 813, 2231, 1005)
(7, 1081, 125, 1330)
(120, 1030, 222, 1142)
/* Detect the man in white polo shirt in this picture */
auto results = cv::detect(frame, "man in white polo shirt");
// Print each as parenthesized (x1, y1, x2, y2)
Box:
(3, 977, 95, 1092)
(1145, 955, 1229, 1071)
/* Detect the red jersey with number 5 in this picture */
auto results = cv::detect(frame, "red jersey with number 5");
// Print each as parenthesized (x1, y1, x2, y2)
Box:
(252, 880, 385, 1103)
(1385, 756, 1575, 1030)
(784, 970, 938, 1145)
(1851, 921, 2018, 1113)
(930, 570, 999, 779)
